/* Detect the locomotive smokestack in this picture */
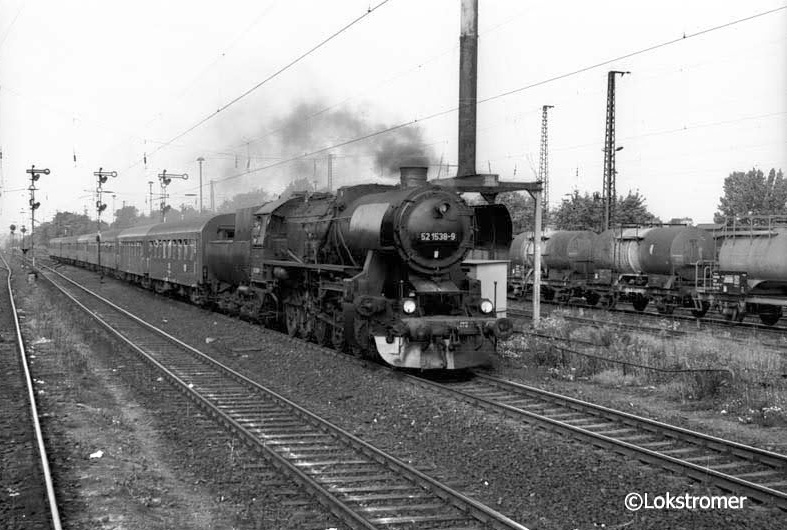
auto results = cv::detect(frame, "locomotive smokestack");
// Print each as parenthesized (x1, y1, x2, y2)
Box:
(400, 166, 428, 188)
(457, 0, 478, 177)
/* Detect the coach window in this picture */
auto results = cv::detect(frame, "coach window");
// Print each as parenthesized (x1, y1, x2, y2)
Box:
(252, 216, 267, 247)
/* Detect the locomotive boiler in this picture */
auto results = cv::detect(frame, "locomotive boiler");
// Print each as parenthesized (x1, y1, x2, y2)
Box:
(207, 166, 514, 369)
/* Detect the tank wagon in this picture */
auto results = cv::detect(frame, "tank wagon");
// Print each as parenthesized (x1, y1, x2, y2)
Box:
(593, 226, 715, 314)
(509, 220, 787, 325)
(694, 217, 787, 324)
(50, 167, 514, 369)
(508, 230, 596, 303)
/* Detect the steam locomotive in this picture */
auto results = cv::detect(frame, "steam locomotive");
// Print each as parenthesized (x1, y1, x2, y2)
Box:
(50, 167, 514, 369)
(509, 218, 787, 325)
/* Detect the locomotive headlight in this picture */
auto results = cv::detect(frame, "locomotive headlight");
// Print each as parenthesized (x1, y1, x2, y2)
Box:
(480, 299, 494, 314)
(402, 298, 417, 314)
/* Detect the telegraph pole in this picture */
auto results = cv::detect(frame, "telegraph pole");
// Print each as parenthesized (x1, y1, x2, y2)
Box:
(196, 157, 205, 214)
(327, 153, 333, 192)
(210, 180, 215, 211)
(147, 181, 154, 217)
(157, 170, 188, 222)
(602, 70, 629, 231)
(94, 168, 117, 277)
(25, 165, 49, 268)
(538, 105, 554, 209)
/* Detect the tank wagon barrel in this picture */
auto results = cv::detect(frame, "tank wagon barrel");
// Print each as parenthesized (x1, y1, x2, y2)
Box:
(508, 221, 787, 325)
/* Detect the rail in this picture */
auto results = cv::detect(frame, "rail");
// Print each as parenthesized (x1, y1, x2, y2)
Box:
(407, 372, 787, 510)
(38, 261, 530, 530)
(1, 253, 63, 530)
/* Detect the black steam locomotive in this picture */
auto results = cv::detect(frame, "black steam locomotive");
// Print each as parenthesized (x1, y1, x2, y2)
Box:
(50, 167, 514, 369)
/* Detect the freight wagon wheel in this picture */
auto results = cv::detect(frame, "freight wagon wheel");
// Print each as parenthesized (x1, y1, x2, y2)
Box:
(584, 291, 600, 307)
(632, 295, 649, 312)
(690, 301, 710, 318)
(758, 306, 782, 326)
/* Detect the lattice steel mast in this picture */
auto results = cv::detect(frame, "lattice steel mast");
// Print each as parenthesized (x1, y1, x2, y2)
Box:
(602, 70, 629, 230)
(538, 105, 554, 208)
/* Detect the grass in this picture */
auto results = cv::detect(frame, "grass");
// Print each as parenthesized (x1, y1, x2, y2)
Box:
(18, 278, 105, 403)
(503, 309, 787, 427)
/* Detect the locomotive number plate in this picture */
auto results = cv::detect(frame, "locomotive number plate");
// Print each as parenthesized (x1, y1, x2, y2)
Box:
(420, 232, 457, 242)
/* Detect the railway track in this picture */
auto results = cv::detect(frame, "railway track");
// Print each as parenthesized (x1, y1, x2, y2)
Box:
(509, 299, 787, 339)
(0, 253, 63, 529)
(39, 258, 787, 512)
(38, 262, 529, 530)
(408, 372, 787, 510)
(508, 305, 787, 352)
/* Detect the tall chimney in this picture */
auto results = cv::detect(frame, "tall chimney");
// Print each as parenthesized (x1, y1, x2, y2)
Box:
(400, 166, 428, 188)
(457, 0, 478, 177)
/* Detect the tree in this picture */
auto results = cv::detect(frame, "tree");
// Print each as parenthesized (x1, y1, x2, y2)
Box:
(464, 191, 540, 235)
(217, 188, 273, 213)
(496, 191, 537, 234)
(552, 190, 659, 231)
(715, 168, 787, 222)
(616, 191, 660, 226)
(552, 191, 604, 231)
(112, 205, 140, 229)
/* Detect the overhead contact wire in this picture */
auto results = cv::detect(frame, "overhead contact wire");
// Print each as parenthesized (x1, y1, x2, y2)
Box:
(137, 0, 394, 168)
(208, 4, 787, 187)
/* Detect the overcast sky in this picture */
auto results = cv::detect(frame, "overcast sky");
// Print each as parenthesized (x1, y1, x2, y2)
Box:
(0, 0, 785, 229)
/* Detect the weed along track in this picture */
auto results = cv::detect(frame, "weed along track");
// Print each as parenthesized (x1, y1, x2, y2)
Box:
(39, 263, 529, 529)
(409, 372, 787, 510)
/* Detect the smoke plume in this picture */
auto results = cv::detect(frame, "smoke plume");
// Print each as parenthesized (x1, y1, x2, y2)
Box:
(207, 100, 435, 196)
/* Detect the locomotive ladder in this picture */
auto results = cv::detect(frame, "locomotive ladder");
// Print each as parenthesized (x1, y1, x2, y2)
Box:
(38, 264, 529, 530)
